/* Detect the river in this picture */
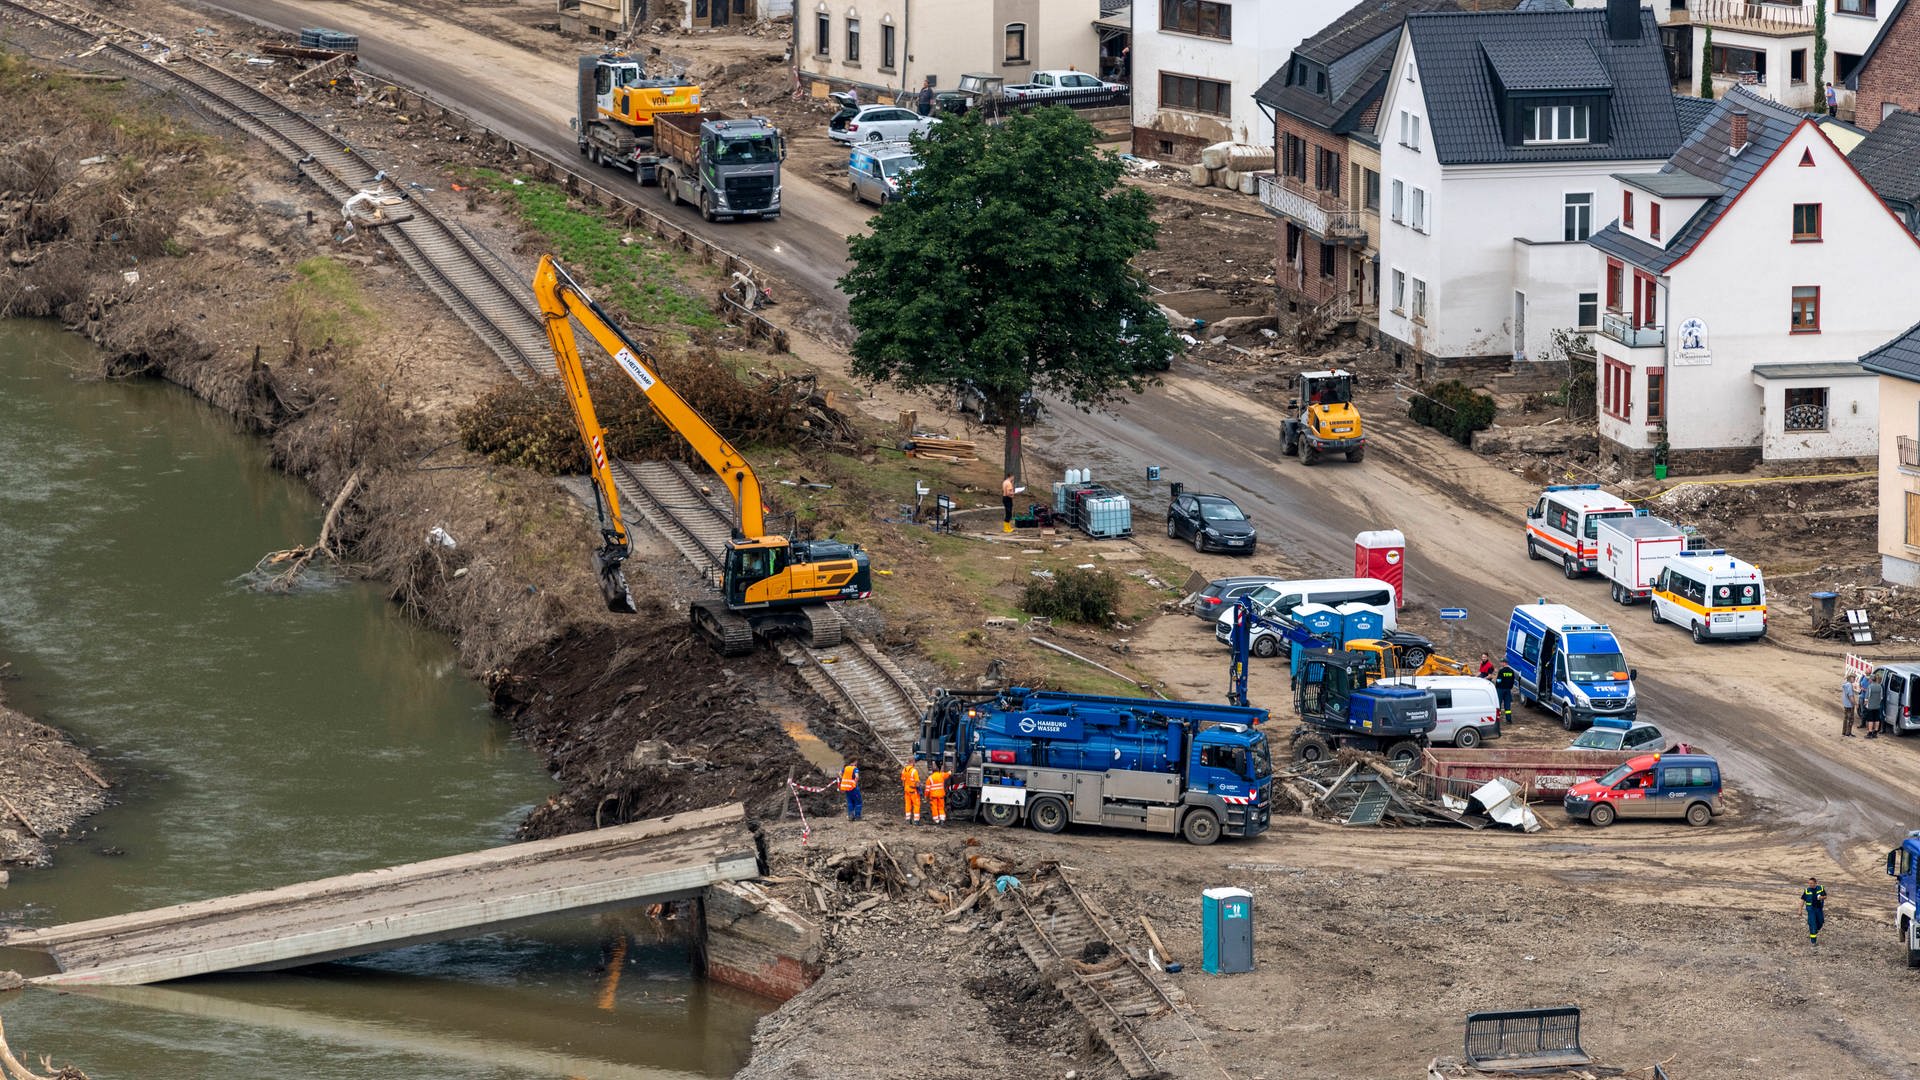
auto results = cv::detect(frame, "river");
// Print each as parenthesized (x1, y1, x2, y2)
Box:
(0, 322, 764, 1078)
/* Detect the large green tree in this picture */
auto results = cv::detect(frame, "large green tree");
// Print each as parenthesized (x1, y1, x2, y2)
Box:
(839, 107, 1176, 481)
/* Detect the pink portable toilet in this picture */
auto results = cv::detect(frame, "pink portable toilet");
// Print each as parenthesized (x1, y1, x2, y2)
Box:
(1354, 529, 1406, 609)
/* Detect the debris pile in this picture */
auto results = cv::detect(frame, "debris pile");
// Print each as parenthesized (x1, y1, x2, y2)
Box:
(1275, 750, 1541, 831)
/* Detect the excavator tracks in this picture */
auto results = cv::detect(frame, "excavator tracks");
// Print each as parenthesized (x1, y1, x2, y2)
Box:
(1012, 868, 1178, 1080)
(0, 0, 932, 765)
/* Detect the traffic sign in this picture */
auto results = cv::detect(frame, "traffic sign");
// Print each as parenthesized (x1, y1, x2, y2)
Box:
(1439, 608, 1469, 621)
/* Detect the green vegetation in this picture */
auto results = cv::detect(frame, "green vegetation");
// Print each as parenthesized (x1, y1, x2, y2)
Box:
(280, 257, 373, 359)
(840, 107, 1177, 479)
(1699, 28, 1715, 100)
(1409, 379, 1497, 446)
(480, 171, 718, 331)
(1813, 0, 1828, 107)
(1022, 566, 1123, 625)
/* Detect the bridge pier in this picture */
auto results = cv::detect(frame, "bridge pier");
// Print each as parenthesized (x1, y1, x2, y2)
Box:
(701, 880, 821, 1002)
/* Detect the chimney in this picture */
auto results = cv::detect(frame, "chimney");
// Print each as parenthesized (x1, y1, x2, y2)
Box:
(1607, 0, 1640, 41)
(1730, 109, 1749, 154)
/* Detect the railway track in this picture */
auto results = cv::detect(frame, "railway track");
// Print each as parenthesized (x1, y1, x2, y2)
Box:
(0, 0, 931, 762)
(1013, 868, 1178, 1080)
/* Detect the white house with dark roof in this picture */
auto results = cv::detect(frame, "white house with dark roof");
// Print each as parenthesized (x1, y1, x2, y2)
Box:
(1371, 0, 1683, 370)
(1586, 86, 1920, 467)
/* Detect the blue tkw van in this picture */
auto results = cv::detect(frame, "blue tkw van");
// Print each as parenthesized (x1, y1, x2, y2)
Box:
(1505, 602, 1637, 730)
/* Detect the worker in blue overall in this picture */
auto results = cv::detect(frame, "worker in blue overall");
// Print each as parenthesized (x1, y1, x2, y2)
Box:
(838, 760, 862, 821)
(1801, 877, 1827, 946)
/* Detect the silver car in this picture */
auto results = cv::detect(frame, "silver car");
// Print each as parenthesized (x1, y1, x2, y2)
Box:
(849, 145, 919, 205)
(829, 104, 938, 145)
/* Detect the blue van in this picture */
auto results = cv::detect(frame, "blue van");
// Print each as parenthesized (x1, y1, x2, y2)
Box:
(1505, 602, 1637, 731)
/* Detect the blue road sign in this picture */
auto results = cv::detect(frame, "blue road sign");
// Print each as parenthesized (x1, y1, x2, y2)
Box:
(1439, 608, 1469, 621)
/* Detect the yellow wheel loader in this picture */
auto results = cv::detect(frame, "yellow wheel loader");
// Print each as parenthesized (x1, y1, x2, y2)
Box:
(1279, 370, 1365, 465)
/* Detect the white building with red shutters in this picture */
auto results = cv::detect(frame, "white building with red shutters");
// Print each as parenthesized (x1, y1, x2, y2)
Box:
(1586, 86, 1920, 466)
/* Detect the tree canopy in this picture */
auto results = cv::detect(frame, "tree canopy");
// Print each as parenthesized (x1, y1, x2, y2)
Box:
(838, 106, 1176, 480)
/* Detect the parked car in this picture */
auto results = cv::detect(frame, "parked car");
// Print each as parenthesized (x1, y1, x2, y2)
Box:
(1375, 630, 1436, 671)
(829, 104, 938, 144)
(1004, 70, 1128, 103)
(1563, 752, 1722, 827)
(848, 144, 920, 205)
(1568, 717, 1666, 753)
(1167, 492, 1256, 554)
(1377, 675, 1502, 748)
(1192, 575, 1286, 622)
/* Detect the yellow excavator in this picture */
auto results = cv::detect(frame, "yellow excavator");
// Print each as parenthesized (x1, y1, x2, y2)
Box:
(1346, 639, 1474, 680)
(573, 53, 704, 180)
(1279, 369, 1366, 465)
(534, 255, 872, 655)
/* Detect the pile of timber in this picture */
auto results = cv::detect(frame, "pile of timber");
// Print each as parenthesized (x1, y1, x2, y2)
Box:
(1275, 751, 1487, 829)
(1188, 141, 1268, 195)
(901, 433, 978, 463)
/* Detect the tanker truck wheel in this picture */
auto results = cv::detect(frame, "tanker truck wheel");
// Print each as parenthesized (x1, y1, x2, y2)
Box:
(1027, 796, 1068, 834)
(1180, 809, 1221, 846)
(981, 802, 1019, 828)
(1291, 732, 1332, 764)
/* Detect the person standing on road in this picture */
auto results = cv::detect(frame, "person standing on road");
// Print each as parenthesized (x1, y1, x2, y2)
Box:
(900, 758, 923, 824)
(838, 759, 863, 821)
(1802, 877, 1827, 946)
(1002, 474, 1016, 534)
(1864, 671, 1885, 739)
(916, 76, 934, 118)
(1494, 661, 1517, 721)
(1843, 673, 1859, 737)
(1477, 653, 1494, 680)
(926, 767, 949, 824)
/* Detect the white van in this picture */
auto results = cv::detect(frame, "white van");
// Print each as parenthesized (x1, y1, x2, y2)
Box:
(1377, 675, 1502, 748)
(1650, 550, 1766, 643)
(1213, 576, 1398, 649)
(1525, 484, 1637, 579)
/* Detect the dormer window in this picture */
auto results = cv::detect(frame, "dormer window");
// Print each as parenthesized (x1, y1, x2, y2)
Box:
(1525, 104, 1591, 144)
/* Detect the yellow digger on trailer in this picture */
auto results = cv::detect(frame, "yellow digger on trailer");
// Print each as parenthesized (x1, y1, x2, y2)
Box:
(534, 254, 872, 655)
(1346, 639, 1474, 680)
(1279, 369, 1366, 465)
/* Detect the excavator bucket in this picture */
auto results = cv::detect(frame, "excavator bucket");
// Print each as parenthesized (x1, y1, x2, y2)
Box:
(596, 549, 637, 614)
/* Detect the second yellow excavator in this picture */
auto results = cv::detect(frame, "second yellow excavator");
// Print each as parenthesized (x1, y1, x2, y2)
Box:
(535, 254, 871, 655)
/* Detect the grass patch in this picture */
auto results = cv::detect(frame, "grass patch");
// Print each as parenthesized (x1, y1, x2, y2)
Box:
(281, 256, 374, 359)
(483, 174, 719, 331)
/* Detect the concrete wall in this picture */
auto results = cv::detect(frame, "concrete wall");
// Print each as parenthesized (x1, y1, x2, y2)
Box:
(702, 880, 823, 1002)
(1131, 0, 1348, 154)
(1512, 238, 1601, 364)
(1756, 373, 1878, 459)
(799, 0, 1098, 98)
(1877, 374, 1920, 584)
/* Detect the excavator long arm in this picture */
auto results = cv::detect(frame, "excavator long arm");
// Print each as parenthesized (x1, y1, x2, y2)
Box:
(533, 254, 768, 542)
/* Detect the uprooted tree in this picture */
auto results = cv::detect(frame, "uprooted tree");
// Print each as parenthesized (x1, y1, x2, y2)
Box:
(839, 106, 1177, 480)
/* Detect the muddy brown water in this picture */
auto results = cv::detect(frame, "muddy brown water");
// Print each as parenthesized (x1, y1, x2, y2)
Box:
(0, 322, 765, 1077)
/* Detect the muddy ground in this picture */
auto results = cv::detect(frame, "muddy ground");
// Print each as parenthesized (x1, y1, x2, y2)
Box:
(0, 690, 108, 869)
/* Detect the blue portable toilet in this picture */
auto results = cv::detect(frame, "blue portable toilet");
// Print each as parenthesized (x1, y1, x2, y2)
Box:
(1201, 887, 1254, 974)
(1290, 604, 1341, 681)
(1337, 603, 1385, 645)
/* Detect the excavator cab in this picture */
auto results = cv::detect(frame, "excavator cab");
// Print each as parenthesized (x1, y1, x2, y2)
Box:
(1281, 369, 1366, 465)
(1300, 371, 1354, 408)
(588, 53, 701, 129)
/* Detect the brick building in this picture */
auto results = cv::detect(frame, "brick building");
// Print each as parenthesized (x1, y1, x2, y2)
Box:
(1848, 0, 1920, 131)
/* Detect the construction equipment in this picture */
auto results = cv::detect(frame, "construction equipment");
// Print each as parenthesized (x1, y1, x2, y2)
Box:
(573, 53, 704, 182)
(1345, 638, 1473, 679)
(1886, 830, 1920, 967)
(1278, 369, 1365, 465)
(654, 110, 784, 222)
(1224, 597, 1436, 765)
(534, 255, 871, 655)
(916, 687, 1272, 845)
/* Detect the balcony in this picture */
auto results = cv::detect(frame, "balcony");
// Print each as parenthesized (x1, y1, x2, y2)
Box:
(1256, 173, 1367, 245)
(1901, 436, 1920, 471)
(1688, 0, 1814, 34)
(1601, 312, 1666, 348)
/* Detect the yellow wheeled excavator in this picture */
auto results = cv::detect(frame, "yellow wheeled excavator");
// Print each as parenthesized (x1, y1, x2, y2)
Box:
(1279, 369, 1366, 465)
(535, 254, 872, 655)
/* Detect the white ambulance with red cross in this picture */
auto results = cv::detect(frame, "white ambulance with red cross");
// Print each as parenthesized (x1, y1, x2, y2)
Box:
(1524, 484, 1636, 580)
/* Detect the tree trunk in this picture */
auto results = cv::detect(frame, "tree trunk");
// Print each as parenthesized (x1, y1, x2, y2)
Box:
(1002, 420, 1024, 485)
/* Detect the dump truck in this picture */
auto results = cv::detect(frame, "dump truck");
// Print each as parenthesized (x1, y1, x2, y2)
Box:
(916, 687, 1273, 845)
(653, 110, 783, 222)
(572, 53, 703, 183)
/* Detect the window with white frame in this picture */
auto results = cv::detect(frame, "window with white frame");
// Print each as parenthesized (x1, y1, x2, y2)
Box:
(1399, 111, 1421, 149)
(1391, 178, 1405, 223)
(815, 12, 830, 56)
(1525, 105, 1591, 145)
(846, 18, 860, 62)
(1564, 192, 1592, 242)
(1410, 187, 1427, 233)
(1392, 269, 1407, 314)
(1412, 278, 1428, 320)
(1577, 292, 1599, 330)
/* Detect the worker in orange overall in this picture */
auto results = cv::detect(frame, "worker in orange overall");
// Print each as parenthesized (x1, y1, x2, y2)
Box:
(900, 758, 923, 824)
(926, 766, 949, 825)
(838, 759, 862, 821)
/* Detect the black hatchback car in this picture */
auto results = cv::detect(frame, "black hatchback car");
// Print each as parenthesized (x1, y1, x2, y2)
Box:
(1167, 492, 1256, 554)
